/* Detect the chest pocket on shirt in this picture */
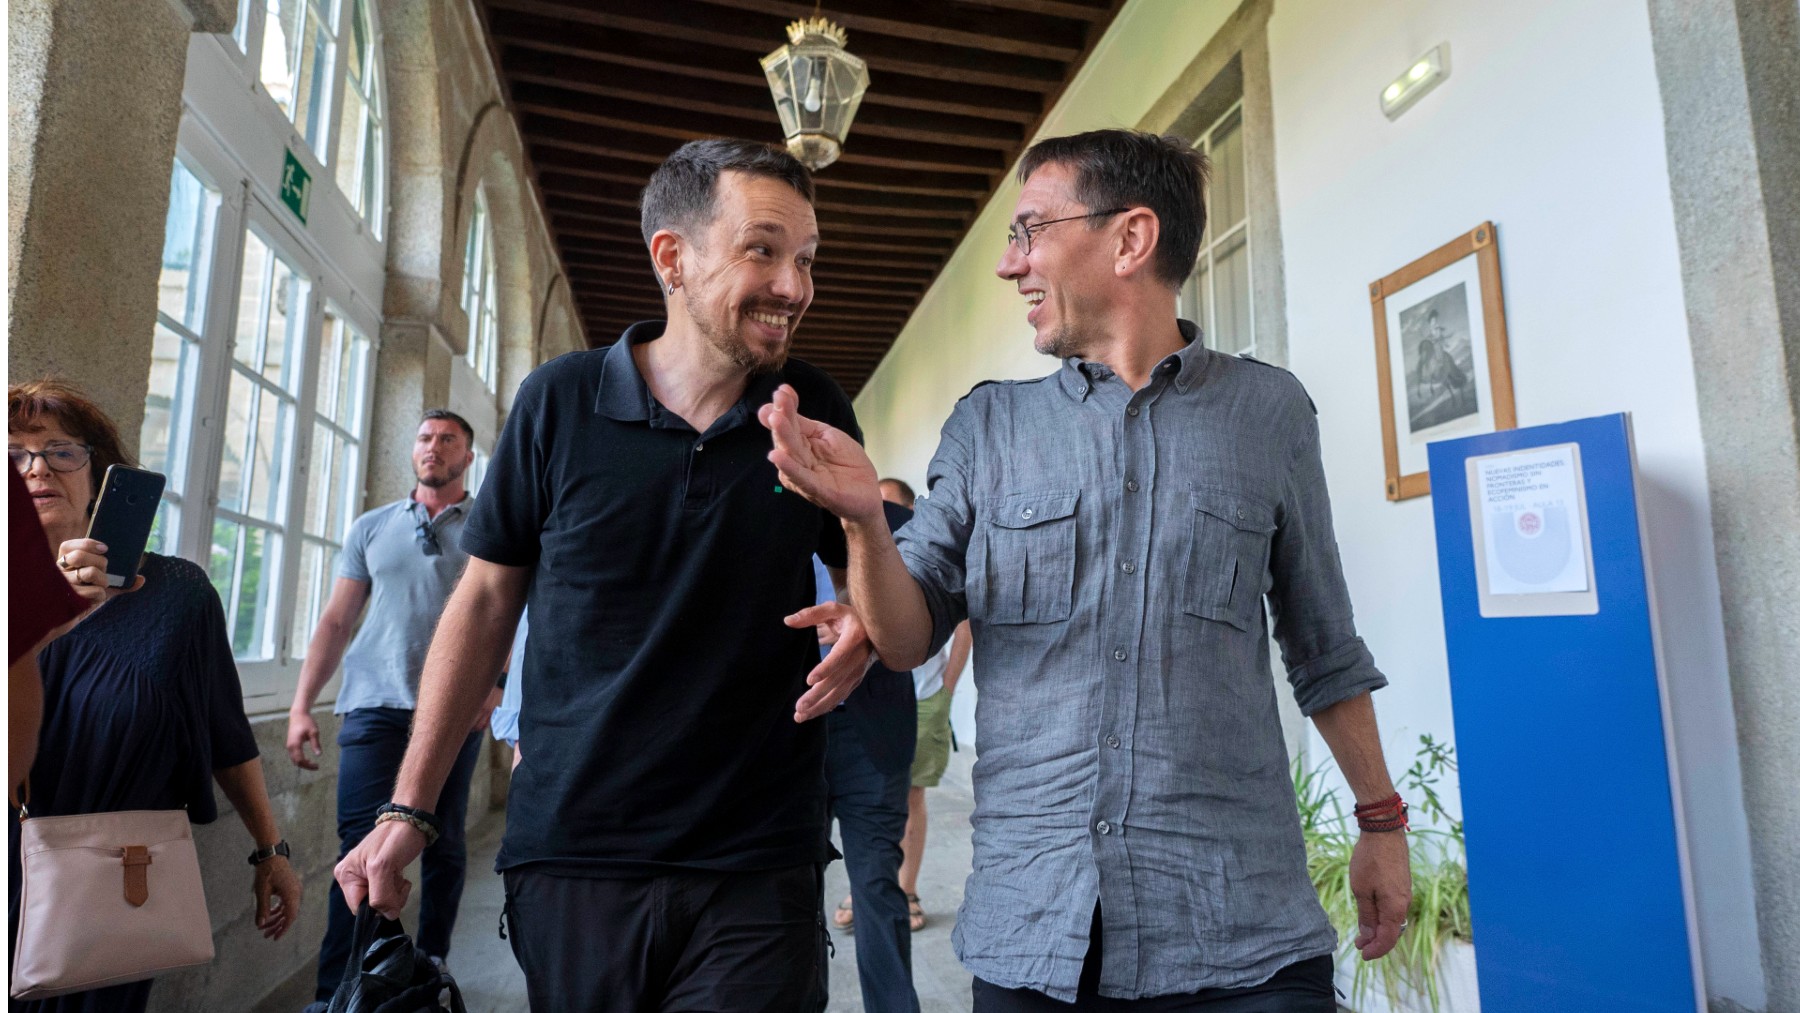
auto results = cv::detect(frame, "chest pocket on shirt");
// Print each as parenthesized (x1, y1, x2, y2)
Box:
(1182, 489, 1276, 631)
(976, 490, 1079, 625)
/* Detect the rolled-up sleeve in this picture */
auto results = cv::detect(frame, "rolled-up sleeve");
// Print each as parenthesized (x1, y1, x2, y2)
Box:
(894, 402, 978, 658)
(1267, 407, 1388, 715)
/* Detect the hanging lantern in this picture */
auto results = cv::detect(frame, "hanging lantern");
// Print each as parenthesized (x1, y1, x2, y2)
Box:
(761, 16, 870, 171)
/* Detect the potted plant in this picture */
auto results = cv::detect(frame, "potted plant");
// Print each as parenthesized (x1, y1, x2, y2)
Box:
(1295, 735, 1475, 1012)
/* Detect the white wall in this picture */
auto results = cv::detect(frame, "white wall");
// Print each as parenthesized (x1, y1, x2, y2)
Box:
(1265, 0, 1761, 1005)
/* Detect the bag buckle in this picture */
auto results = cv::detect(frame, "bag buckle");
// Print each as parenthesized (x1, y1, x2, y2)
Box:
(122, 845, 152, 907)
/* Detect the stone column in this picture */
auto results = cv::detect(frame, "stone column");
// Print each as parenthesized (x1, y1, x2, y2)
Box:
(1648, 2, 1800, 1010)
(6, 0, 234, 450)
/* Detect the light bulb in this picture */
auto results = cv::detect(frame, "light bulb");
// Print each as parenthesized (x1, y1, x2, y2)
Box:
(1408, 60, 1431, 82)
(803, 75, 823, 114)
(1384, 83, 1404, 102)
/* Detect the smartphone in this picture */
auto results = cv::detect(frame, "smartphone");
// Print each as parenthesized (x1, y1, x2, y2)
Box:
(84, 465, 167, 588)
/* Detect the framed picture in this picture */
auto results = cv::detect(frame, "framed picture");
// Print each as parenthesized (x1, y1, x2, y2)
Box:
(1370, 221, 1517, 501)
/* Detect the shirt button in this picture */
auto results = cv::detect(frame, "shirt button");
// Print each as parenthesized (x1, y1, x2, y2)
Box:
(1096, 820, 1112, 835)
(1126, 479, 1139, 493)
(1113, 646, 1127, 661)
(1078, 385, 1089, 396)
(1120, 560, 1135, 574)
(1127, 406, 1140, 417)
(1105, 734, 1120, 749)
(1020, 507, 1034, 520)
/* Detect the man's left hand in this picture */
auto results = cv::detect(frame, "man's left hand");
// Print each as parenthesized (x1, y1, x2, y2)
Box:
(1349, 829, 1412, 960)
(785, 601, 873, 722)
(470, 685, 503, 734)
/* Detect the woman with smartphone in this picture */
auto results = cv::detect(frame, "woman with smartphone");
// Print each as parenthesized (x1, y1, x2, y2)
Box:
(8, 379, 302, 1013)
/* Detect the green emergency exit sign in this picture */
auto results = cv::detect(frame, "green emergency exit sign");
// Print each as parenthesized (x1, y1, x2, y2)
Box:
(280, 148, 311, 224)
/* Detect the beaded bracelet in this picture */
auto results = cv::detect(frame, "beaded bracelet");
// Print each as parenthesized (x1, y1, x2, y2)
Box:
(374, 810, 442, 846)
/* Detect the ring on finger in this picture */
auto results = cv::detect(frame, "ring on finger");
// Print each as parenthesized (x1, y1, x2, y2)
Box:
(57, 554, 71, 570)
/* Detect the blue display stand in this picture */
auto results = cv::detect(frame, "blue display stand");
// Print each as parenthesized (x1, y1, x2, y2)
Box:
(1427, 413, 1701, 1013)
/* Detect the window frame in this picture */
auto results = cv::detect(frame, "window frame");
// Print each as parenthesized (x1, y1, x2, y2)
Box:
(155, 18, 387, 711)
(462, 187, 500, 391)
(1179, 100, 1255, 358)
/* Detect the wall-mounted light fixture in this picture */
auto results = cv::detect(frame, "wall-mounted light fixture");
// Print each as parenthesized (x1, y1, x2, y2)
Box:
(1381, 43, 1450, 120)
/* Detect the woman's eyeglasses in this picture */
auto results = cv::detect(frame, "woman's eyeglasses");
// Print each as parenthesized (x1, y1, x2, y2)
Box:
(9, 443, 93, 475)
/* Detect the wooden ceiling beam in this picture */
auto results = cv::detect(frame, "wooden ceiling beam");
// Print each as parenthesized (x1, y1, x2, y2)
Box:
(688, 0, 1085, 63)
(529, 134, 994, 199)
(500, 53, 1025, 150)
(945, 0, 1113, 20)
(484, 0, 1066, 92)
(537, 176, 978, 222)
(531, 144, 992, 200)
(489, 19, 1044, 123)
(517, 104, 1007, 177)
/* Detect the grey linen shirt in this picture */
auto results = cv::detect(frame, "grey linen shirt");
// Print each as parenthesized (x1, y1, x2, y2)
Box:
(895, 321, 1386, 1000)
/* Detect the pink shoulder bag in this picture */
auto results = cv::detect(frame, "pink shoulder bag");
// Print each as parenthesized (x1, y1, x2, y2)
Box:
(10, 803, 215, 1000)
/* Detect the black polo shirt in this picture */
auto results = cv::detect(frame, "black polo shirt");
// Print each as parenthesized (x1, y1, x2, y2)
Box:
(463, 321, 860, 876)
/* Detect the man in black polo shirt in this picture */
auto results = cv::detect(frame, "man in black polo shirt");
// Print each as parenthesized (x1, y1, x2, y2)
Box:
(335, 138, 875, 1011)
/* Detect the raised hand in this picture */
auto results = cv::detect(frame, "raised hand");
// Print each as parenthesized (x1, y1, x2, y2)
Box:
(784, 600, 874, 722)
(757, 385, 884, 526)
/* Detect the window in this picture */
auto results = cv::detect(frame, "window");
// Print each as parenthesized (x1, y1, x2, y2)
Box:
(143, 159, 221, 556)
(145, 4, 387, 707)
(1179, 104, 1253, 357)
(462, 189, 499, 389)
(467, 445, 489, 498)
(333, 0, 384, 234)
(230, 0, 385, 234)
(259, 0, 337, 159)
(211, 227, 309, 659)
(290, 306, 370, 659)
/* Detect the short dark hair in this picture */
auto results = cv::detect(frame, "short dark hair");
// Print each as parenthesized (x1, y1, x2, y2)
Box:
(1016, 129, 1211, 290)
(8, 378, 133, 497)
(639, 138, 815, 247)
(420, 408, 474, 442)
(878, 477, 916, 508)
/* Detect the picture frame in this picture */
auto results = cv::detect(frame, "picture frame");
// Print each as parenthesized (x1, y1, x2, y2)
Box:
(1370, 221, 1517, 501)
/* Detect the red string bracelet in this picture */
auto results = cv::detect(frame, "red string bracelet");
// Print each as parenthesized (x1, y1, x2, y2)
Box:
(1354, 793, 1410, 833)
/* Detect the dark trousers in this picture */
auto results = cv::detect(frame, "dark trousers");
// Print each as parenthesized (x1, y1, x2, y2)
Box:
(502, 864, 826, 1013)
(314, 707, 483, 1001)
(972, 906, 1337, 1012)
(825, 711, 919, 1013)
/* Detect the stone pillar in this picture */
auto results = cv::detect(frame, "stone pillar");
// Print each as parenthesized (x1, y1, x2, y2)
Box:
(6, 0, 233, 449)
(1647, 1, 1800, 1010)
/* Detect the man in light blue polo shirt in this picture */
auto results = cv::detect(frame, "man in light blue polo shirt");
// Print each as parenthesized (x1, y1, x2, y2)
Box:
(285, 409, 502, 1004)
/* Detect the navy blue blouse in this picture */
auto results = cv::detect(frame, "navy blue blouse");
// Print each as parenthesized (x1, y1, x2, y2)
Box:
(24, 552, 260, 822)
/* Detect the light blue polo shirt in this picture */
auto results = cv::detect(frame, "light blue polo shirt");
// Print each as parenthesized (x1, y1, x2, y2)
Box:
(333, 495, 473, 714)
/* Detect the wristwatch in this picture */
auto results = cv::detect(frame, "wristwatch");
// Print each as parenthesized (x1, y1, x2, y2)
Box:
(248, 840, 291, 865)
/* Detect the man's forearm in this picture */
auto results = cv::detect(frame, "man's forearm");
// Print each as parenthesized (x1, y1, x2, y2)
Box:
(290, 621, 353, 714)
(391, 569, 524, 812)
(1309, 691, 1397, 805)
(842, 516, 935, 671)
(942, 620, 972, 695)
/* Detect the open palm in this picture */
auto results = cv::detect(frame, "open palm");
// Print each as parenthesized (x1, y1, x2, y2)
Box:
(758, 384, 883, 524)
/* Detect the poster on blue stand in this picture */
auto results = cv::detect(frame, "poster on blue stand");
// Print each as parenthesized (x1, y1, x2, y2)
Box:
(1426, 412, 1702, 1013)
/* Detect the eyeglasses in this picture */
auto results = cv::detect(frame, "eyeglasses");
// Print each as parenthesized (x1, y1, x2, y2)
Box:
(415, 518, 441, 557)
(9, 443, 93, 475)
(1006, 208, 1132, 256)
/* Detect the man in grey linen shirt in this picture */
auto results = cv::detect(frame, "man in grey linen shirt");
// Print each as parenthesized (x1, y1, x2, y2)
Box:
(761, 129, 1412, 1011)
(285, 409, 503, 1003)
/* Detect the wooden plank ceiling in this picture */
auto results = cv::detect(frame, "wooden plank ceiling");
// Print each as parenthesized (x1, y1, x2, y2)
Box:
(477, 0, 1126, 395)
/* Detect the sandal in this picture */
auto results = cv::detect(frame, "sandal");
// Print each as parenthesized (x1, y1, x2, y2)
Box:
(833, 894, 855, 932)
(907, 893, 926, 932)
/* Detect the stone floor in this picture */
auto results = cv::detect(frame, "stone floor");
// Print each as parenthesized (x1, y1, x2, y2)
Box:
(259, 745, 980, 1013)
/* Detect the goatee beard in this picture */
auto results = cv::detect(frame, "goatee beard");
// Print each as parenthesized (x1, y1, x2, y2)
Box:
(689, 290, 792, 374)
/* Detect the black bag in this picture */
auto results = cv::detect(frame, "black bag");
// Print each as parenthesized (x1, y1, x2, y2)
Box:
(324, 903, 467, 1013)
